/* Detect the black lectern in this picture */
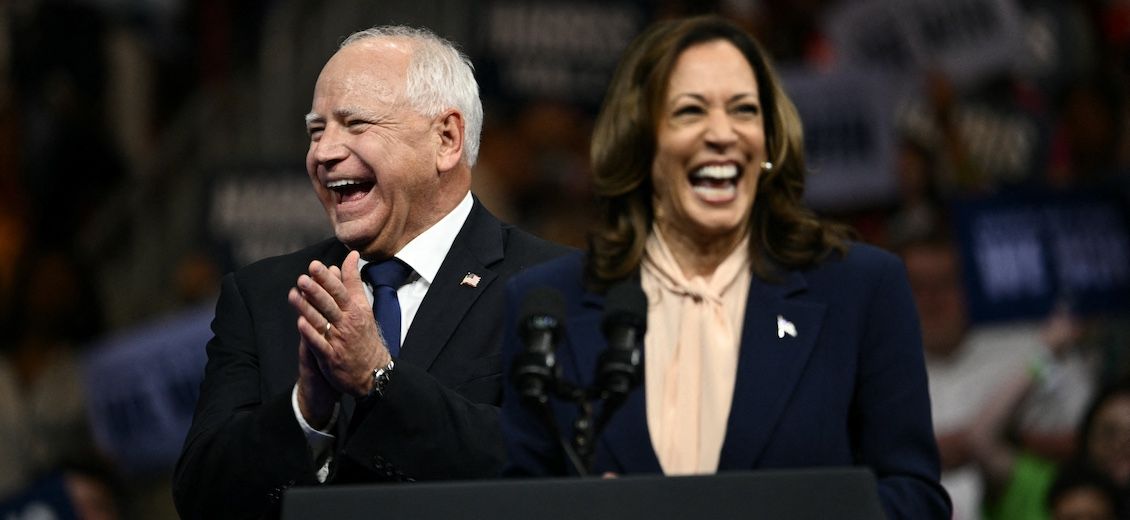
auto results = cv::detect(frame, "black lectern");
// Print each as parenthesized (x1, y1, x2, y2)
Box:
(281, 467, 885, 520)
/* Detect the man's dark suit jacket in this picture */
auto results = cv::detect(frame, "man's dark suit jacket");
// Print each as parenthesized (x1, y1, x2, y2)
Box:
(500, 245, 952, 519)
(173, 200, 569, 519)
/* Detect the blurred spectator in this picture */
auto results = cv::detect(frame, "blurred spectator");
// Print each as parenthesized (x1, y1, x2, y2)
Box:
(966, 302, 1096, 520)
(0, 248, 106, 488)
(886, 137, 946, 247)
(1046, 462, 1126, 520)
(0, 462, 121, 520)
(900, 232, 1095, 519)
(0, 351, 29, 499)
(470, 103, 533, 225)
(172, 251, 221, 307)
(8, 2, 127, 249)
(922, 69, 987, 194)
(1045, 78, 1124, 189)
(472, 99, 594, 248)
(61, 462, 122, 520)
(1075, 380, 1130, 509)
(973, 377, 1130, 520)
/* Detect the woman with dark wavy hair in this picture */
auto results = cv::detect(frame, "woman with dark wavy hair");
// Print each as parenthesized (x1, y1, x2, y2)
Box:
(500, 15, 950, 518)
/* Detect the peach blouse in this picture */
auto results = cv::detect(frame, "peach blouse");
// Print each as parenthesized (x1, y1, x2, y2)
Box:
(640, 227, 751, 475)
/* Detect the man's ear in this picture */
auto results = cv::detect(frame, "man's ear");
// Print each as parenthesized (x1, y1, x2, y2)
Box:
(435, 109, 465, 173)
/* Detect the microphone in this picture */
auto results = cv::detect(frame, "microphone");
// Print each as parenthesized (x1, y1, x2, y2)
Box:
(512, 286, 590, 475)
(512, 287, 565, 406)
(596, 280, 646, 404)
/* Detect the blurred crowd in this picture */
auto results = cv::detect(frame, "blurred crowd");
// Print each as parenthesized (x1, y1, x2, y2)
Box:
(0, 0, 1128, 519)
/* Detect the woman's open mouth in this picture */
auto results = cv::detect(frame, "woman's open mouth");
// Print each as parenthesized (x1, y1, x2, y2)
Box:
(688, 163, 742, 203)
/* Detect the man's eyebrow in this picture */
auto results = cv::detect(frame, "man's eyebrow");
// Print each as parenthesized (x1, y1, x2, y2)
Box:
(305, 108, 381, 126)
(333, 107, 381, 120)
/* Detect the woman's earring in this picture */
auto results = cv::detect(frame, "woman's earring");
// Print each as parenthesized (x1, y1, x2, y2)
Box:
(761, 161, 773, 172)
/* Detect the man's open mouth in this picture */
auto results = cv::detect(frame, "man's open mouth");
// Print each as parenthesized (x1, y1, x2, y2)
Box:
(326, 179, 375, 203)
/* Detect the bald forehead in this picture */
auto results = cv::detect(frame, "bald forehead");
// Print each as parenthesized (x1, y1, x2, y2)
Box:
(335, 36, 417, 74)
(343, 34, 417, 54)
(314, 38, 413, 103)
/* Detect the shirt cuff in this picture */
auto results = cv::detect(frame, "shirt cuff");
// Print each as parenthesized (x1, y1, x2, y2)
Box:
(291, 383, 339, 482)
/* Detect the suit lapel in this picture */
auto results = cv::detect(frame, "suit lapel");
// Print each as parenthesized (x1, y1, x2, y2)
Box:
(717, 270, 825, 470)
(400, 200, 502, 370)
(341, 202, 503, 435)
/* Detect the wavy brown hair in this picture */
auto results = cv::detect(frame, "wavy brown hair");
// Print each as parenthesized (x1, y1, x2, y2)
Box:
(586, 15, 851, 289)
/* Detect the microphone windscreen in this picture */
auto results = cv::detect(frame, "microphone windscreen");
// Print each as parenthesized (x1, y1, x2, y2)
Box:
(520, 286, 566, 329)
(602, 280, 647, 335)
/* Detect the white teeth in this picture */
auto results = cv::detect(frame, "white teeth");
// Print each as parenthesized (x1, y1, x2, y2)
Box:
(326, 179, 364, 189)
(692, 164, 739, 180)
(692, 184, 737, 199)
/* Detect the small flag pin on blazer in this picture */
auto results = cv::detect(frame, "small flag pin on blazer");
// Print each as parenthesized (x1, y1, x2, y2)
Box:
(777, 315, 797, 339)
(460, 272, 482, 288)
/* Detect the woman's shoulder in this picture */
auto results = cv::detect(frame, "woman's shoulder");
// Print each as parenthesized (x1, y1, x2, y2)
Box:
(804, 241, 906, 283)
(840, 241, 902, 269)
(510, 250, 588, 293)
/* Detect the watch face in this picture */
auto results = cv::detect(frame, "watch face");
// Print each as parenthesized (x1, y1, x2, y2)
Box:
(369, 360, 394, 398)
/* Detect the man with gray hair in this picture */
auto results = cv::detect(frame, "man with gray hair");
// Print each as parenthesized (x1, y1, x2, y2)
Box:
(173, 26, 567, 519)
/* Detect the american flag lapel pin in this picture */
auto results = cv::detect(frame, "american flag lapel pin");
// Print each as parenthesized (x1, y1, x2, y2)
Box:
(460, 272, 482, 288)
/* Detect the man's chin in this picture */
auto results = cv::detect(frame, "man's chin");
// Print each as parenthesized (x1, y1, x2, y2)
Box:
(333, 224, 373, 248)
(334, 232, 389, 260)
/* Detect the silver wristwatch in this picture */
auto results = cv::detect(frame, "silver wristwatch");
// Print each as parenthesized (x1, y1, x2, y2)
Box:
(367, 359, 395, 399)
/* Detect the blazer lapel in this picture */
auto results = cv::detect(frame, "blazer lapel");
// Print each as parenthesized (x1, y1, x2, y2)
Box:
(717, 270, 826, 470)
(400, 200, 502, 370)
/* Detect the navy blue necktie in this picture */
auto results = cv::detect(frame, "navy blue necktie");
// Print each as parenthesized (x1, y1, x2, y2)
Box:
(364, 258, 412, 358)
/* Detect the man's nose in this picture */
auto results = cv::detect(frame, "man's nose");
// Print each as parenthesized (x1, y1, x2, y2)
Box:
(312, 125, 349, 164)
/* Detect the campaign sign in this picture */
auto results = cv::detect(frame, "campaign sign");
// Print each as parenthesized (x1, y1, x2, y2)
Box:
(825, 0, 922, 79)
(826, 0, 1026, 88)
(903, 0, 1025, 87)
(81, 305, 213, 476)
(207, 168, 330, 268)
(952, 189, 1130, 323)
(474, 0, 646, 108)
(780, 68, 896, 212)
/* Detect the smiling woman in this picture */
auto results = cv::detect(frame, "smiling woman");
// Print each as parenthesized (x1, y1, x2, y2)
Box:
(500, 15, 952, 520)
(586, 16, 848, 288)
(650, 39, 765, 278)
